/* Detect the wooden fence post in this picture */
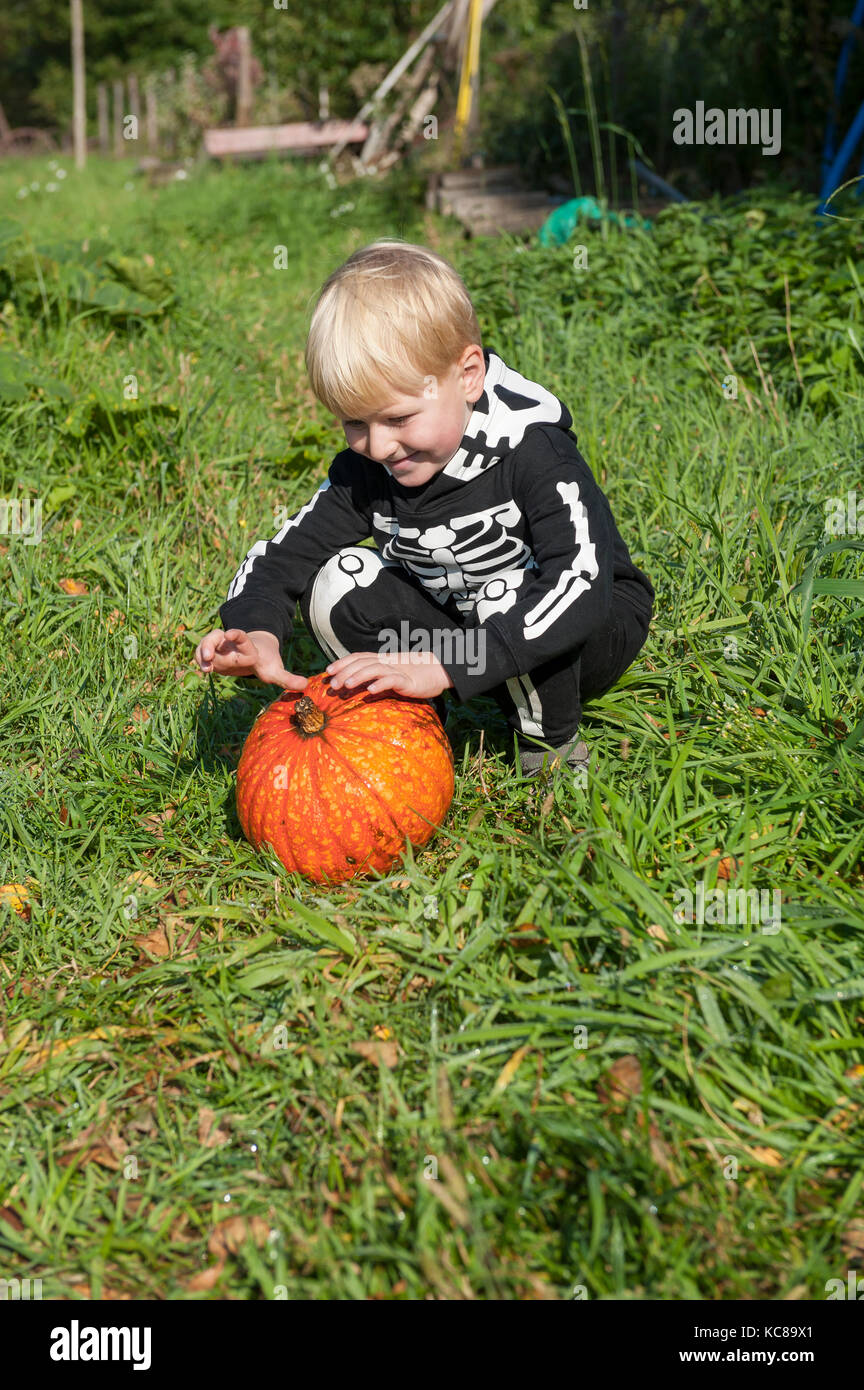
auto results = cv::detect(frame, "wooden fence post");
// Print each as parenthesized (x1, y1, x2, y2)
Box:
(145, 75, 158, 153)
(97, 82, 109, 152)
(127, 72, 140, 146)
(163, 69, 175, 155)
(112, 78, 125, 156)
(236, 27, 252, 127)
(70, 0, 86, 169)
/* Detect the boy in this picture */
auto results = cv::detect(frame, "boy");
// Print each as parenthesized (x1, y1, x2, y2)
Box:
(196, 240, 654, 778)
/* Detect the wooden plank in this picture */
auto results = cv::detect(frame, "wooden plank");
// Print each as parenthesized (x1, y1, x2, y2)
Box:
(203, 121, 369, 157)
(444, 190, 553, 218)
(464, 204, 560, 237)
(438, 163, 520, 189)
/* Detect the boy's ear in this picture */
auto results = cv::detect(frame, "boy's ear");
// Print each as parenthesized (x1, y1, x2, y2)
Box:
(461, 343, 486, 402)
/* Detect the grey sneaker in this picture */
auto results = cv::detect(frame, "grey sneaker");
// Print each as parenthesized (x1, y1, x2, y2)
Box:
(516, 737, 589, 781)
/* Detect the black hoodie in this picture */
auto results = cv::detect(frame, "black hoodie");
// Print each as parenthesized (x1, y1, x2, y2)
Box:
(219, 348, 654, 701)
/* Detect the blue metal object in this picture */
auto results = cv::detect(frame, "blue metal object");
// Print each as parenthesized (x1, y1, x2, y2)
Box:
(819, 0, 864, 213)
(631, 158, 688, 203)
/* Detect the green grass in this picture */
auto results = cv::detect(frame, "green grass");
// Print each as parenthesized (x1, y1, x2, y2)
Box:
(1, 153, 863, 1301)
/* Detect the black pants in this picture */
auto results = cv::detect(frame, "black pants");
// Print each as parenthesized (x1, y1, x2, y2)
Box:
(298, 546, 652, 750)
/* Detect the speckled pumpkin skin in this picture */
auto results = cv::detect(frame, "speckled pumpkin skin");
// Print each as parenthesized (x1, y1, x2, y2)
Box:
(235, 673, 455, 884)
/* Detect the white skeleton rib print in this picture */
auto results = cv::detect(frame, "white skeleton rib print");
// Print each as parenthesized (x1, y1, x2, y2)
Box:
(372, 480, 596, 639)
(372, 500, 535, 614)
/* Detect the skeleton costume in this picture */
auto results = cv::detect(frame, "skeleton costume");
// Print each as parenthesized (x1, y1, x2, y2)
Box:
(220, 349, 654, 751)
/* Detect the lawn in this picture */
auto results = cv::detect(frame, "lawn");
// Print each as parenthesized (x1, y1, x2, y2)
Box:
(1, 152, 863, 1301)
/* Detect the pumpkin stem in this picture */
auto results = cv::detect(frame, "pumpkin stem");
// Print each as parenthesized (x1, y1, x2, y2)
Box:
(294, 694, 326, 735)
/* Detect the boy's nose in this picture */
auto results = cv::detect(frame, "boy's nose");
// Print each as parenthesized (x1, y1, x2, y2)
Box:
(370, 426, 398, 460)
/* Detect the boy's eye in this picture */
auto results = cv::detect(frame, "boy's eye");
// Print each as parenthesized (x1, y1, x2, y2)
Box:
(343, 416, 412, 427)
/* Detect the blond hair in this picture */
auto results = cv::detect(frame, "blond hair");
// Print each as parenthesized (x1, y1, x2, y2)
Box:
(305, 239, 482, 419)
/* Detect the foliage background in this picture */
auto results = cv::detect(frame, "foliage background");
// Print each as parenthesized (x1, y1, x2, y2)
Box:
(2, 1, 864, 193)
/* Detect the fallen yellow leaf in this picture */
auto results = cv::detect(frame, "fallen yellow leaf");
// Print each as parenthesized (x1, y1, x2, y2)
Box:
(0, 883, 31, 919)
(492, 1044, 530, 1094)
(751, 1146, 783, 1167)
(351, 1038, 399, 1068)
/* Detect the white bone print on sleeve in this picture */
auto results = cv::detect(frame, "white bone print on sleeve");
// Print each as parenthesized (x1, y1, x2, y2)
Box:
(522, 481, 598, 640)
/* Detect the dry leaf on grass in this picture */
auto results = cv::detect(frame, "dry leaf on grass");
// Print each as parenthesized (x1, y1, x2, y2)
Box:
(58, 1120, 128, 1170)
(351, 1038, 399, 1068)
(597, 1055, 642, 1109)
(58, 1282, 132, 1300)
(197, 1107, 232, 1148)
(208, 1215, 270, 1259)
(133, 916, 199, 960)
(137, 807, 177, 837)
(841, 1218, 864, 1260)
(133, 927, 172, 959)
(506, 921, 551, 949)
(750, 1146, 783, 1167)
(0, 1206, 24, 1231)
(125, 871, 159, 891)
(186, 1264, 225, 1292)
(58, 578, 88, 595)
(705, 849, 739, 880)
(732, 1097, 764, 1127)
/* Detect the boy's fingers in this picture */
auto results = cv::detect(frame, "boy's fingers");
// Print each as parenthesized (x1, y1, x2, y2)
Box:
(256, 663, 308, 692)
(198, 629, 224, 661)
(280, 672, 309, 692)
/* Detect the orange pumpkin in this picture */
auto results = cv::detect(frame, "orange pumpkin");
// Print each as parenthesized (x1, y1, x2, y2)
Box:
(235, 673, 454, 884)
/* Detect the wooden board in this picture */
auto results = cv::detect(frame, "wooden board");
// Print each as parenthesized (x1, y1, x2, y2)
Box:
(438, 163, 522, 189)
(464, 204, 560, 237)
(203, 121, 369, 158)
(442, 189, 554, 218)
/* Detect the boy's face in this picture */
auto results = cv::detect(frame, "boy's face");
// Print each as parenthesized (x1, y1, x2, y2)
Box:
(340, 345, 485, 487)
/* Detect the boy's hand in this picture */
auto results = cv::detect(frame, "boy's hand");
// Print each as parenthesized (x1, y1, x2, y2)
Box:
(195, 629, 308, 692)
(326, 650, 455, 700)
